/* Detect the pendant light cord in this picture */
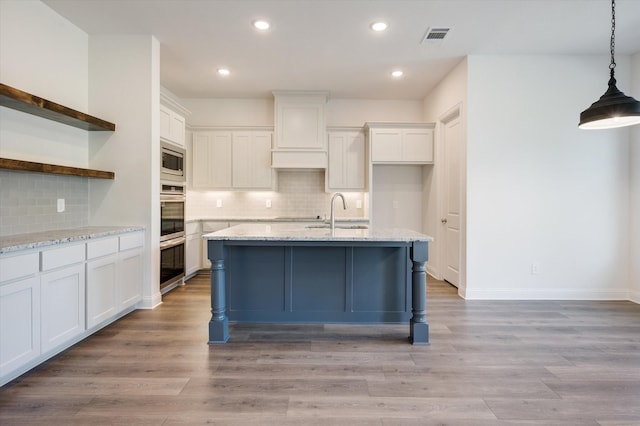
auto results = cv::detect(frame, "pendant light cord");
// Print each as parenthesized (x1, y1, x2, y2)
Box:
(609, 0, 616, 77)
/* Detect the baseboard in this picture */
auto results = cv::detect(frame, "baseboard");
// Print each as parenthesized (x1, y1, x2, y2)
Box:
(629, 290, 640, 304)
(462, 288, 631, 301)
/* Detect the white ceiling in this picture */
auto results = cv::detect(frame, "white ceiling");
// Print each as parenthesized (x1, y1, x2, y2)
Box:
(42, 0, 640, 100)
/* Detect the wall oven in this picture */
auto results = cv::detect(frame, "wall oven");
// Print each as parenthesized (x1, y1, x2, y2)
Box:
(160, 184, 185, 293)
(161, 141, 185, 183)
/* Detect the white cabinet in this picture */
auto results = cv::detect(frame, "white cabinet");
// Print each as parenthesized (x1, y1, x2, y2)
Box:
(192, 130, 274, 190)
(232, 131, 274, 189)
(0, 229, 144, 386)
(40, 264, 85, 352)
(271, 91, 328, 169)
(327, 129, 365, 191)
(185, 221, 201, 278)
(118, 232, 143, 310)
(366, 123, 435, 164)
(192, 131, 232, 189)
(0, 275, 40, 378)
(160, 104, 186, 148)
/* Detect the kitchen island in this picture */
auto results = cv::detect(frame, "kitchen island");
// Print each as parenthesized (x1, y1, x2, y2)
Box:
(203, 223, 433, 344)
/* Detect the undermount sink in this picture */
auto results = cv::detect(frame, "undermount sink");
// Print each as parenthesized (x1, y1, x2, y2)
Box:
(305, 224, 369, 230)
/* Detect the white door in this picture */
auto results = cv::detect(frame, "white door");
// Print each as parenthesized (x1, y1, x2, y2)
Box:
(442, 112, 461, 287)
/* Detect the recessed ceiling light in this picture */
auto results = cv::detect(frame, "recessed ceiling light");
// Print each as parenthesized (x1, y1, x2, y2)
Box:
(217, 68, 231, 76)
(253, 20, 271, 30)
(391, 70, 404, 78)
(370, 22, 388, 32)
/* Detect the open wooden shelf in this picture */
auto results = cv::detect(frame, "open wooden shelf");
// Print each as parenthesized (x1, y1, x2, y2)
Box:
(0, 83, 115, 131)
(0, 158, 115, 180)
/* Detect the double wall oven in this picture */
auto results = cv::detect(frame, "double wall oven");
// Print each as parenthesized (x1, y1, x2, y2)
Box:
(160, 155, 186, 294)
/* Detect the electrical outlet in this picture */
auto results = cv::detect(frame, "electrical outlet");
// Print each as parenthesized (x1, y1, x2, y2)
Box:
(392, 200, 399, 209)
(216, 199, 223, 208)
(57, 198, 65, 213)
(356, 200, 362, 209)
(531, 263, 540, 274)
(266, 199, 272, 208)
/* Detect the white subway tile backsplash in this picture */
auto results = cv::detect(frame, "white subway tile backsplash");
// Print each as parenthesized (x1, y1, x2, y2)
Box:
(0, 170, 89, 236)
(187, 170, 367, 220)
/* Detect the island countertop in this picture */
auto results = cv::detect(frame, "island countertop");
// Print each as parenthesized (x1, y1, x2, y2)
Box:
(202, 223, 433, 243)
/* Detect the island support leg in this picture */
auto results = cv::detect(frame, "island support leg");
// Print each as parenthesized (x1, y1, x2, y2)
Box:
(409, 242, 429, 345)
(208, 241, 229, 344)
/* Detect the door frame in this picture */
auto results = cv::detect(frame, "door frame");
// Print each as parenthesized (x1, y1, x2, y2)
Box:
(437, 103, 467, 297)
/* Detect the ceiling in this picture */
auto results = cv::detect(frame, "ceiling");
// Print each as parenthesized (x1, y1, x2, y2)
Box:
(42, 0, 640, 100)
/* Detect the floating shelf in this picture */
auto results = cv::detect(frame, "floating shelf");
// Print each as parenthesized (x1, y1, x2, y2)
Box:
(0, 83, 115, 131)
(0, 158, 115, 180)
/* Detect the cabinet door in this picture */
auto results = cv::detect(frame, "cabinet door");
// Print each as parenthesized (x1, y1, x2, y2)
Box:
(170, 113, 186, 147)
(185, 233, 201, 277)
(192, 132, 232, 188)
(328, 131, 364, 190)
(160, 104, 172, 141)
(403, 128, 433, 163)
(86, 255, 117, 329)
(232, 131, 273, 189)
(118, 249, 143, 310)
(370, 128, 402, 162)
(0, 276, 40, 377)
(41, 264, 85, 352)
(328, 133, 348, 189)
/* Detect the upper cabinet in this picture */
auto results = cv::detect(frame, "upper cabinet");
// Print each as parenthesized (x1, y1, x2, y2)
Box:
(191, 129, 274, 190)
(366, 122, 435, 164)
(159, 90, 187, 150)
(327, 129, 366, 191)
(271, 91, 328, 169)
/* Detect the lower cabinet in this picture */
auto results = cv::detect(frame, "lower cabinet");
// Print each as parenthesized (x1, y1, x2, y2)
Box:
(40, 264, 85, 352)
(86, 254, 118, 329)
(0, 230, 144, 386)
(0, 276, 40, 378)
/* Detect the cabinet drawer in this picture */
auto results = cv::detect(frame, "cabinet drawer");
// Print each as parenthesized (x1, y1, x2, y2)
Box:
(119, 232, 144, 251)
(87, 237, 119, 260)
(0, 252, 39, 283)
(41, 244, 85, 271)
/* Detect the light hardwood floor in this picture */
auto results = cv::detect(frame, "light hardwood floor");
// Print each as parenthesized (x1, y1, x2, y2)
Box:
(1, 274, 639, 425)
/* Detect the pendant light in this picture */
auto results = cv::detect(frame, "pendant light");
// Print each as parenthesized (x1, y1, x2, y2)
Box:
(579, 0, 640, 129)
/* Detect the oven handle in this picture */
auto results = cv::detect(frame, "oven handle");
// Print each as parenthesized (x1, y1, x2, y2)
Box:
(160, 236, 186, 250)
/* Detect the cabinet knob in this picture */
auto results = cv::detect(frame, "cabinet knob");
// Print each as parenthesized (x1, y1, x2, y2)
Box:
(441, 218, 448, 224)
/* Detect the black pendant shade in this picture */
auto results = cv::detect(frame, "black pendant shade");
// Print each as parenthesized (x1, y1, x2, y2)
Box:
(579, 0, 640, 130)
(579, 76, 640, 129)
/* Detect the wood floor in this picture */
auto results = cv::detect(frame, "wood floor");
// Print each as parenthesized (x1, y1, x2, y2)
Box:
(1, 274, 639, 425)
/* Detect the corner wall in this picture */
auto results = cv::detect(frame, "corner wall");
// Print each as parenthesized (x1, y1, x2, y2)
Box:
(421, 58, 468, 290)
(630, 52, 640, 304)
(465, 55, 631, 300)
(88, 35, 161, 308)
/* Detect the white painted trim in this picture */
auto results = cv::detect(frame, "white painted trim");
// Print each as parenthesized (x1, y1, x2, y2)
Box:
(462, 289, 631, 301)
(630, 290, 640, 304)
(188, 125, 274, 132)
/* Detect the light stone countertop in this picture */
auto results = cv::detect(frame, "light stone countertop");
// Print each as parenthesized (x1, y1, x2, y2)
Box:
(0, 226, 145, 254)
(203, 223, 432, 243)
(187, 216, 369, 224)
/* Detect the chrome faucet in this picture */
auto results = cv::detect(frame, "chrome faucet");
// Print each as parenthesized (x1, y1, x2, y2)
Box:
(330, 192, 347, 230)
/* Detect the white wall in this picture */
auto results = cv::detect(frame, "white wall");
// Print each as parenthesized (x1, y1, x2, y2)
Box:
(630, 53, 640, 303)
(0, 0, 88, 168)
(327, 99, 424, 127)
(465, 55, 631, 300)
(422, 58, 468, 286)
(88, 35, 161, 308)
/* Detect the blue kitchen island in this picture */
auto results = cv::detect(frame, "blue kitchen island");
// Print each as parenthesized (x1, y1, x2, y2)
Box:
(203, 223, 432, 344)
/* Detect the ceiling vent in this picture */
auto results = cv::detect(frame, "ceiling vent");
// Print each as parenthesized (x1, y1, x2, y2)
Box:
(421, 27, 450, 44)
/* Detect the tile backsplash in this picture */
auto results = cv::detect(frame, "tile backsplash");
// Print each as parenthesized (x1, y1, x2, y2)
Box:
(187, 170, 367, 220)
(0, 170, 88, 236)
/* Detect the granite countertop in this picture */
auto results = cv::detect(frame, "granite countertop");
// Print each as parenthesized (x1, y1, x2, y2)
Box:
(188, 216, 369, 224)
(0, 226, 145, 254)
(203, 223, 432, 243)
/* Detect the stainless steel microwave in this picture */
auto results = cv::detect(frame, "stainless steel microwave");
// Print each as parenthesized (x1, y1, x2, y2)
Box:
(161, 142, 185, 182)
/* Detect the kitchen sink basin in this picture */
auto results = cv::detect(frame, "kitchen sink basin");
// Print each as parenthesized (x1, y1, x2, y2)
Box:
(305, 224, 369, 229)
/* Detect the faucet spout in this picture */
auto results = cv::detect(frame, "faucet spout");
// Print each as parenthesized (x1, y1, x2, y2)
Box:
(330, 193, 347, 230)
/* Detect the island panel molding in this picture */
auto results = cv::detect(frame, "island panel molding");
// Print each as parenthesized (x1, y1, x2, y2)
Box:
(0, 158, 115, 180)
(0, 83, 116, 131)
